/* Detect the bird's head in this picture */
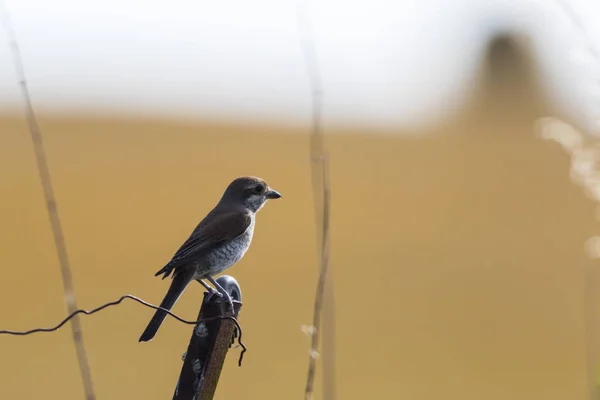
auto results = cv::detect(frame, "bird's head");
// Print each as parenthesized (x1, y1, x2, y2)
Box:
(220, 176, 281, 213)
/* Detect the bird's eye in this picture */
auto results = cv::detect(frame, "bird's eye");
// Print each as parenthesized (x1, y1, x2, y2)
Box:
(254, 184, 265, 194)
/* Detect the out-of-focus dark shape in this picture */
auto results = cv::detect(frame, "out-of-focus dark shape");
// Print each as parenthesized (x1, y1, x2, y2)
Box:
(464, 32, 549, 132)
(484, 34, 539, 101)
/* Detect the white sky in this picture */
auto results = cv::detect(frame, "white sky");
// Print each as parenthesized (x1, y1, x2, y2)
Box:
(0, 0, 599, 131)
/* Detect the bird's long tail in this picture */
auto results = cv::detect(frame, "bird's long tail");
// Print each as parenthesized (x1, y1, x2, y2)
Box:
(139, 268, 194, 342)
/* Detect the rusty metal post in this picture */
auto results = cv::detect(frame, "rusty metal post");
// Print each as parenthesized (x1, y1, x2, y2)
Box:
(173, 275, 243, 400)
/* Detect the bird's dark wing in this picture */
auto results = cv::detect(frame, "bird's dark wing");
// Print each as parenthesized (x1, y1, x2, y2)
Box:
(155, 211, 252, 279)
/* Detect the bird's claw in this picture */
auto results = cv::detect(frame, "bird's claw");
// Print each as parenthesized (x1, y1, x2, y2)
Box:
(206, 290, 222, 302)
(215, 292, 235, 314)
(209, 290, 233, 306)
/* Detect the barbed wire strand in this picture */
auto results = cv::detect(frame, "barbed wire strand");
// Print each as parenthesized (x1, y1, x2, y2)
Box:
(297, 3, 336, 400)
(0, 294, 247, 366)
(0, 3, 97, 399)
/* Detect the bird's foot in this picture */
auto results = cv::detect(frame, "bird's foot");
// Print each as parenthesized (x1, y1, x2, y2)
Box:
(205, 277, 236, 315)
(214, 291, 235, 314)
(205, 289, 221, 303)
(226, 298, 235, 315)
(198, 279, 217, 295)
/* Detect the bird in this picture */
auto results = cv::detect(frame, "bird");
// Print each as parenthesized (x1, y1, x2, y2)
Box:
(138, 176, 281, 342)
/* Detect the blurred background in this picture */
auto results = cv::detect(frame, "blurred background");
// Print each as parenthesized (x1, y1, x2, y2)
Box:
(1, 0, 600, 399)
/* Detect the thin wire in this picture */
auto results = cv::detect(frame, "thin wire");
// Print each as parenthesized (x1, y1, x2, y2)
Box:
(0, 4, 96, 399)
(297, 3, 335, 400)
(0, 294, 247, 367)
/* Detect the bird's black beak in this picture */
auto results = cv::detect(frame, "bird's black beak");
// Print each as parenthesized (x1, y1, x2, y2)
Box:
(265, 189, 282, 199)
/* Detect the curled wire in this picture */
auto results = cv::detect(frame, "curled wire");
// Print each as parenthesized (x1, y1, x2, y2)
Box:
(0, 294, 247, 367)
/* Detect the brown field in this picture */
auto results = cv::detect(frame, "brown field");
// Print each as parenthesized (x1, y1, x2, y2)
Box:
(0, 33, 598, 400)
(0, 108, 597, 399)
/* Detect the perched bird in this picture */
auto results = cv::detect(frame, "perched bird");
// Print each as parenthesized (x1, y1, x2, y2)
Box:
(139, 176, 281, 342)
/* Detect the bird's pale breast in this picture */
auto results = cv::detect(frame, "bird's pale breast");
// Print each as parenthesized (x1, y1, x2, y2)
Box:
(197, 216, 255, 278)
